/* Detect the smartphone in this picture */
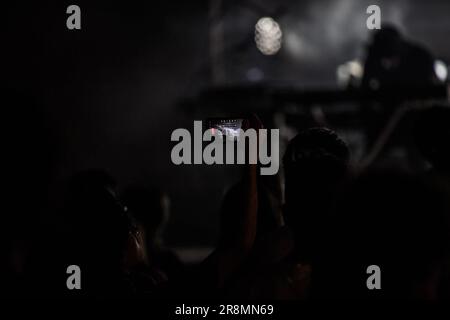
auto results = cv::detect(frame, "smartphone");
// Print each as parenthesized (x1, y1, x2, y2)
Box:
(206, 118, 244, 140)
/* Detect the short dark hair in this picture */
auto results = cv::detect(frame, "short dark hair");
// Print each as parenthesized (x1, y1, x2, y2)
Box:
(283, 127, 350, 182)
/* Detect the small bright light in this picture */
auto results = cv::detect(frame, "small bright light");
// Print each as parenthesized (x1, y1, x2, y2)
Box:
(336, 60, 364, 86)
(348, 61, 363, 78)
(434, 60, 448, 82)
(255, 17, 282, 55)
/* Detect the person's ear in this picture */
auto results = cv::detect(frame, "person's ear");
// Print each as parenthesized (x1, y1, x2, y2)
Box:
(124, 230, 146, 268)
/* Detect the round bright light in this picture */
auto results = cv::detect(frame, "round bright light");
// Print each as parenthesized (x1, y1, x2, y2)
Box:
(255, 17, 282, 55)
(336, 60, 364, 86)
(434, 60, 448, 82)
(348, 61, 363, 78)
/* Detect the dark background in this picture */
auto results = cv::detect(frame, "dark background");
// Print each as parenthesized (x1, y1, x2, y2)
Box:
(5, 0, 450, 259)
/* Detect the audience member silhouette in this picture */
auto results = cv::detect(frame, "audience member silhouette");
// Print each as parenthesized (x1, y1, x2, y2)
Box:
(362, 25, 437, 90)
(283, 127, 350, 264)
(315, 170, 450, 299)
(122, 186, 183, 281)
(56, 170, 164, 298)
(222, 127, 351, 299)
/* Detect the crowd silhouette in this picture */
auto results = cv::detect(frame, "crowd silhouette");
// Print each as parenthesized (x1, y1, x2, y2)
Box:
(3, 26, 450, 300)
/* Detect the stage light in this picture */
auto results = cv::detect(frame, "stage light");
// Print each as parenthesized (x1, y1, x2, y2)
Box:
(434, 60, 448, 82)
(336, 60, 364, 86)
(348, 61, 363, 78)
(255, 17, 282, 55)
